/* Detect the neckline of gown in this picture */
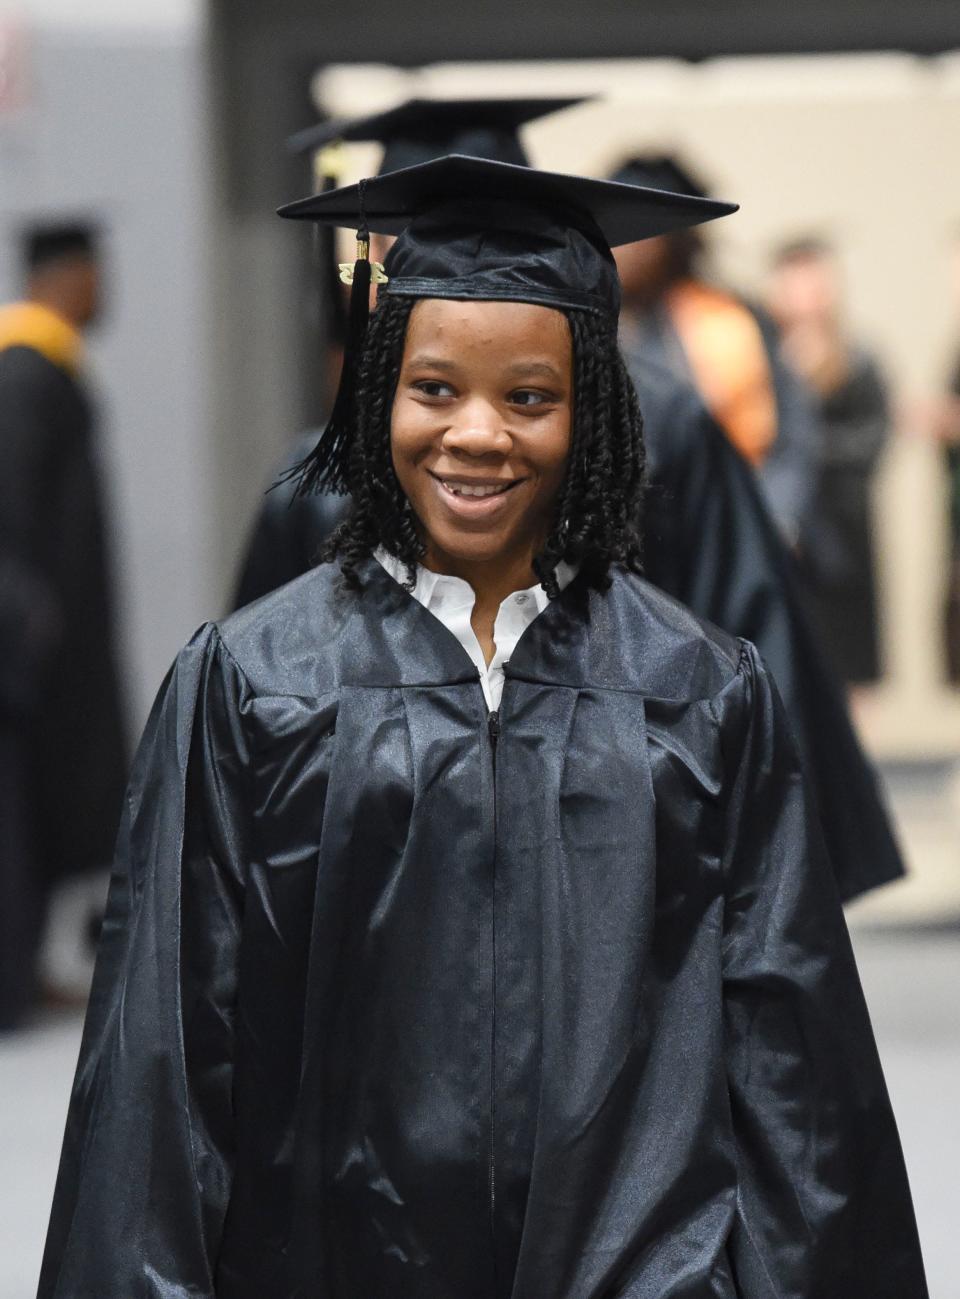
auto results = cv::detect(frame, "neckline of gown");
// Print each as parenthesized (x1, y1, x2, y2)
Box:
(347, 554, 596, 693)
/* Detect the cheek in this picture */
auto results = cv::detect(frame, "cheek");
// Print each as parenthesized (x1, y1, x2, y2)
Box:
(390, 395, 437, 487)
(536, 411, 573, 485)
(390, 395, 423, 454)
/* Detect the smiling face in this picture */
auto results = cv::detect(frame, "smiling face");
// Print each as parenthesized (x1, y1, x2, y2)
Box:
(390, 298, 573, 580)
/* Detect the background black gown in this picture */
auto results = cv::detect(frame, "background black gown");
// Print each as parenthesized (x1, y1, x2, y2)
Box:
(0, 549, 56, 1025)
(798, 349, 890, 684)
(39, 560, 926, 1298)
(618, 301, 819, 544)
(232, 356, 905, 903)
(0, 343, 127, 1025)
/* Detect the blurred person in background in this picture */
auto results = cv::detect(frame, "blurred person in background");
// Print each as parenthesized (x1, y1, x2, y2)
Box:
(942, 374, 960, 682)
(767, 237, 891, 688)
(927, 230, 960, 682)
(610, 153, 819, 547)
(233, 101, 904, 905)
(0, 223, 127, 1029)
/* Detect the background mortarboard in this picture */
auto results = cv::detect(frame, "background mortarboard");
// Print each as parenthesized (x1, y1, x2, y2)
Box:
(287, 97, 589, 173)
(292, 98, 590, 360)
(608, 153, 711, 202)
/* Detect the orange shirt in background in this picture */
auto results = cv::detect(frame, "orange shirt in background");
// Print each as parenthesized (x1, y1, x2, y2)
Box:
(665, 279, 777, 466)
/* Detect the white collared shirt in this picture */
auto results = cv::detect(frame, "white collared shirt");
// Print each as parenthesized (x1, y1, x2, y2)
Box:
(375, 547, 576, 711)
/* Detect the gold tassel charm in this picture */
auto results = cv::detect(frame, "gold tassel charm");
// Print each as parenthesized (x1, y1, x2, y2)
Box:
(339, 234, 388, 285)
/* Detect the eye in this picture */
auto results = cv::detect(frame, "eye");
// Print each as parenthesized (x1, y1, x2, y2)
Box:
(411, 379, 456, 400)
(509, 388, 556, 408)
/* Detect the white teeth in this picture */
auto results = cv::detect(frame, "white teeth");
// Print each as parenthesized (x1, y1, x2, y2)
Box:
(441, 480, 511, 498)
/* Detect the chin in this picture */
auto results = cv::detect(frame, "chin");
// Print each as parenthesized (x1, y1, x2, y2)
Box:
(420, 515, 531, 563)
(432, 531, 511, 564)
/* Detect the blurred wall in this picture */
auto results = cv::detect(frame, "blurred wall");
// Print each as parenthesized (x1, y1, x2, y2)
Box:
(0, 7, 215, 726)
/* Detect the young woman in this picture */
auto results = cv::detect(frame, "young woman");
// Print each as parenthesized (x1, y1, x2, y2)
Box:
(39, 157, 926, 1298)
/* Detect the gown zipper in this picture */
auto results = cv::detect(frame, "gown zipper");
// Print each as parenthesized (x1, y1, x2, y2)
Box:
(488, 709, 501, 751)
(486, 706, 501, 1284)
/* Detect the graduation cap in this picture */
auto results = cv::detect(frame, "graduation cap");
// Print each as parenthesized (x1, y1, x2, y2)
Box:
(287, 96, 588, 173)
(608, 153, 711, 202)
(278, 154, 737, 493)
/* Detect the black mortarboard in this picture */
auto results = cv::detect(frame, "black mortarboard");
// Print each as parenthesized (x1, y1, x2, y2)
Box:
(608, 153, 710, 201)
(281, 154, 736, 315)
(288, 97, 587, 173)
(277, 154, 737, 493)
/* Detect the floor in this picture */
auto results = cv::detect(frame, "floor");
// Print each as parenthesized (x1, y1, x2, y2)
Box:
(2, 763, 959, 1299)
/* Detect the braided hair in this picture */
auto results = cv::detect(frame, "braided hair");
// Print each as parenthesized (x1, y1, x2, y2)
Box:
(316, 295, 646, 596)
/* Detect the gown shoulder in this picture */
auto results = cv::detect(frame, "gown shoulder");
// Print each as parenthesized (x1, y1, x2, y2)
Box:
(585, 566, 748, 704)
(214, 561, 358, 698)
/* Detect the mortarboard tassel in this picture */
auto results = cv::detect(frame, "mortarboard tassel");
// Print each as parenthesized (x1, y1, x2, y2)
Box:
(286, 178, 387, 497)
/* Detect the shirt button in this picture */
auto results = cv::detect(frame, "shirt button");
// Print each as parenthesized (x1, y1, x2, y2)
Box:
(515, 593, 529, 605)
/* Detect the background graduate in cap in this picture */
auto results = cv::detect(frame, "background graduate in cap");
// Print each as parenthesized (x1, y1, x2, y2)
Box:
(40, 154, 925, 1298)
(609, 151, 820, 547)
(232, 103, 906, 908)
(0, 223, 127, 1030)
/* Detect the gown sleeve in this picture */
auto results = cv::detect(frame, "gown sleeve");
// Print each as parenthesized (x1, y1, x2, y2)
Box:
(720, 640, 927, 1298)
(37, 623, 252, 1299)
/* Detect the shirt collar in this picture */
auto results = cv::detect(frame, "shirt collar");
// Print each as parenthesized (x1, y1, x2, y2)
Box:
(375, 546, 577, 612)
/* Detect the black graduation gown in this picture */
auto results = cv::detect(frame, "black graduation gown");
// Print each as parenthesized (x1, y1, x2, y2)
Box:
(0, 344, 127, 883)
(799, 351, 889, 684)
(0, 549, 59, 1027)
(39, 561, 925, 1298)
(230, 359, 904, 902)
(619, 300, 818, 543)
(0, 342, 127, 1026)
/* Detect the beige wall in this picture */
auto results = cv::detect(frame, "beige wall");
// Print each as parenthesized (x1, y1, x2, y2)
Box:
(318, 54, 960, 757)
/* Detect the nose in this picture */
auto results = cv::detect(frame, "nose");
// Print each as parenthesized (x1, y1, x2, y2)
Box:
(441, 398, 512, 458)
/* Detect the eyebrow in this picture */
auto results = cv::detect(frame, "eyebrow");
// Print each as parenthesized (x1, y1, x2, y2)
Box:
(403, 354, 459, 373)
(404, 355, 565, 382)
(504, 361, 564, 381)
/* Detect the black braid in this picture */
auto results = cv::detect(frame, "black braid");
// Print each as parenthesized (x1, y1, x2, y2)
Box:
(317, 296, 420, 588)
(319, 296, 646, 595)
